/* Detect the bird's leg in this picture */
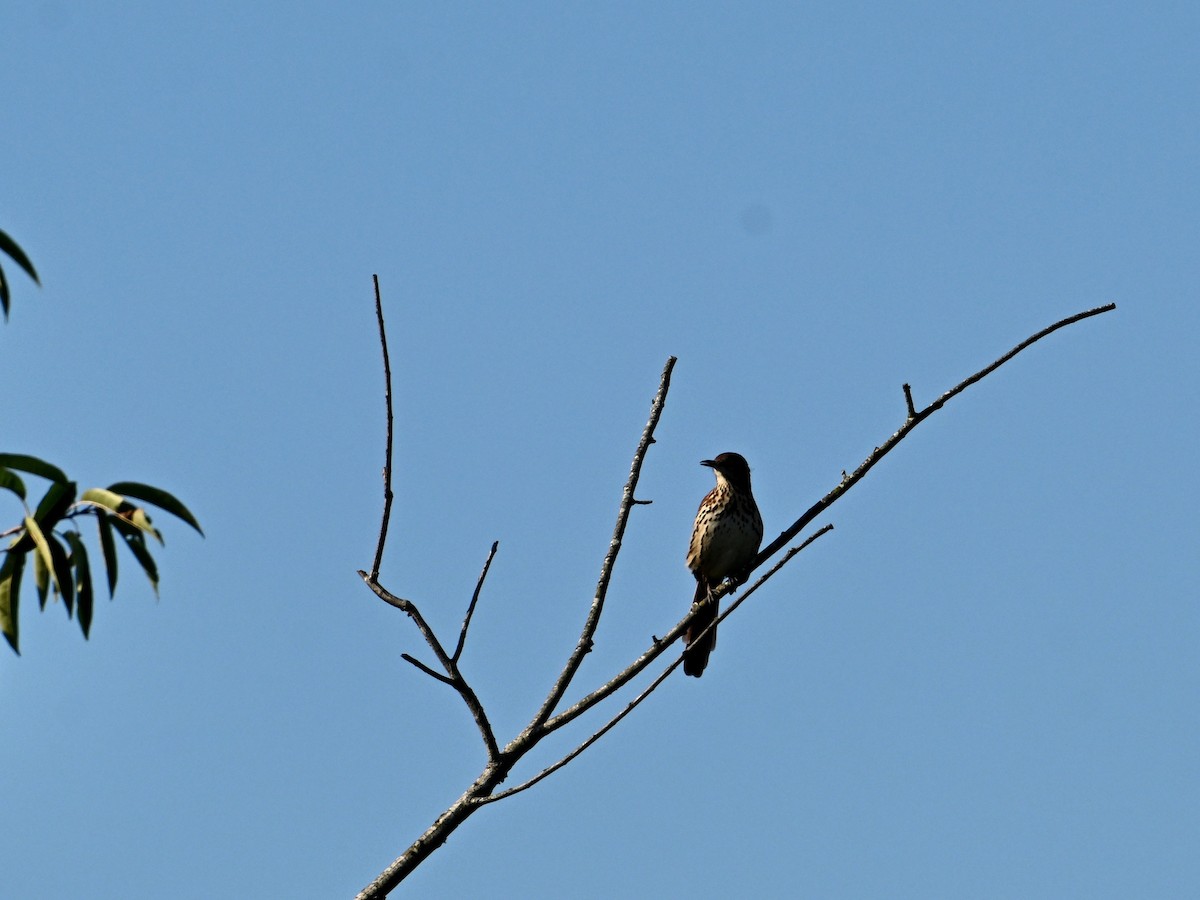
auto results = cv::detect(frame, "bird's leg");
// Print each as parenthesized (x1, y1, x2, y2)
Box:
(726, 561, 757, 593)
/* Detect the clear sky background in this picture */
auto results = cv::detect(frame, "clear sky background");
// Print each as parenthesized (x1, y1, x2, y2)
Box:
(3, 3, 1196, 898)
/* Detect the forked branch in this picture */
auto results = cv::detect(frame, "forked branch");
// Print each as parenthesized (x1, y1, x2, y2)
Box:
(355, 297, 1115, 899)
(358, 275, 499, 761)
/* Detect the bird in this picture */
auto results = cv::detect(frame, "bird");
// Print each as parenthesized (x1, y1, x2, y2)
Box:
(684, 452, 764, 677)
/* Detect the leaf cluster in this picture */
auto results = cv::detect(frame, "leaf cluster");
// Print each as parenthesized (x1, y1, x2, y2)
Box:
(0, 454, 203, 654)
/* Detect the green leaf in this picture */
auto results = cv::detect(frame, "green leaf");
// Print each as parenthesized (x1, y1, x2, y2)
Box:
(111, 517, 158, 596)
(33, 481, 77, 531)
(24, 515, 73, 611)
(5, 481, 72, 555)
(125, 506, 162, 545)
(66, 533, 93, 638)
(96, 512, 118, 596)
(6, 482, 73, 558)
(26, 516, 52, 608)
(47, 532, 74, 616)
(0, 229, 39, 284)
(80, 488, 124, 514)
(0, 467, 27, 502)
(0, 552, 25, 654)
(81, 488, 162, 544)
(107, 482, 203, 536)
(33, 542, 48, 607)
(0, 454, 69, 484)
(0, 264, 9, 320)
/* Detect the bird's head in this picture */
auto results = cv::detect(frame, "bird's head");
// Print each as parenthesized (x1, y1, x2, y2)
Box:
(701, 452, 753, 490)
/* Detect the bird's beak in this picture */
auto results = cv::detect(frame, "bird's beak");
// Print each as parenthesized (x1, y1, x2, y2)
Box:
(700, 459, 716, 468)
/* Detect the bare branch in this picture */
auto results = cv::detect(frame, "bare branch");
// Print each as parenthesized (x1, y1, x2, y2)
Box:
(370, 274, 395, 582)
(453, 541, 499, 664)
(526, 357, 677, 731)
(359, 571, 501, 761)
(361, 279, 499, 758)
(751, 303, 1117, 572)
(355, 774, 504, 900)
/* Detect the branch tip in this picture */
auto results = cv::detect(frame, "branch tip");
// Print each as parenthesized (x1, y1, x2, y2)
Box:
(902, 383, 916, 419)
(369, 274, 396, 581)
(402, 653, 455, 686)
(453, 541, 501, 663)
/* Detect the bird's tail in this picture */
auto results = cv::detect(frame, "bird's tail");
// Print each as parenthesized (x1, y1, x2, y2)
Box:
(683, 581, 717, 678)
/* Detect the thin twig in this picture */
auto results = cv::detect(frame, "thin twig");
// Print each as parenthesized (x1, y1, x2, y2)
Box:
(402, 653, 456, 687)
(928, 303, 1116, 412)
(453, 541, 499, 664)
(525, 357, 676, 733)
(370, 274, 395, 582)
(1, 503, 126, 539)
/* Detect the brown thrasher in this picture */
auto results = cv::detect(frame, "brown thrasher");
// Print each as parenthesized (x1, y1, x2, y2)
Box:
(684, 452, 764, 677)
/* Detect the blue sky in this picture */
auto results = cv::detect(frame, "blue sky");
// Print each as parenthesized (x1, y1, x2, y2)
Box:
(3, 3, 1196, 897)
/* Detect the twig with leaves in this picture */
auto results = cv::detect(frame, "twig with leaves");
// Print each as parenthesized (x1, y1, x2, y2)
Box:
(355, 287, 1115, 899)
(0, 454, 204, 653)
